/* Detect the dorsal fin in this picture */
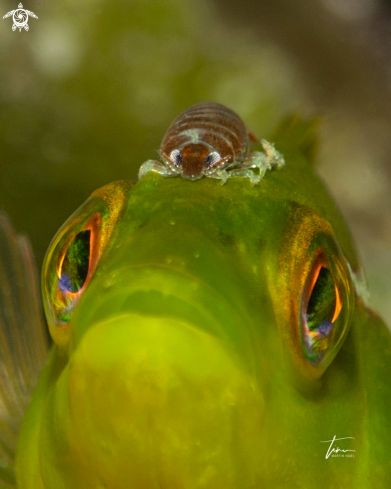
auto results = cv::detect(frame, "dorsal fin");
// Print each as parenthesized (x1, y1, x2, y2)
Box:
(0, 213, 49, 487)
(270, 115, 320, 165)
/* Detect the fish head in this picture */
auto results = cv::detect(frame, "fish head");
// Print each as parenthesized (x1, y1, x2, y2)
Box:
(18, 136, 372, 488)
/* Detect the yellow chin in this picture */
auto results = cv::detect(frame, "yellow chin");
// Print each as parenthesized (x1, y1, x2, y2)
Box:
(66, 314, 264, 488)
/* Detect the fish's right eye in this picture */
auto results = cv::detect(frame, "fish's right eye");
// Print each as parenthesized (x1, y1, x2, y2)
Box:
(59, 230, 91, 294)
(51, 215, 101, 327)
(42, 180, 133, 346)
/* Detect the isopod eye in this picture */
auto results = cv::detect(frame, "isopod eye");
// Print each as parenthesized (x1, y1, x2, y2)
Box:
(301, 262, 342, 364)
(205, 151, 221, 168)
(59, 230, 91, 294)
(170, 149, 182, 166)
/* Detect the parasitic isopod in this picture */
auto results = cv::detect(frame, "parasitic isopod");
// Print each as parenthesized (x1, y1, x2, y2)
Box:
(138, 102, 285, 185)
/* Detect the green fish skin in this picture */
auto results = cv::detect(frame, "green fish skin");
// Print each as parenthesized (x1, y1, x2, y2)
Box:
(14, 120, 391, 488)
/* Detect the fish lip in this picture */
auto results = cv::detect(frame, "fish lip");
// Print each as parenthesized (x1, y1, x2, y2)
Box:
(70, 264, 254, 363)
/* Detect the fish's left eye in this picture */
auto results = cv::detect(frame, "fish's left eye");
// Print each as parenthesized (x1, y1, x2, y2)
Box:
(276, 204, 355, 379)
(205, 151, 221, 168)
(301, 259, 342, 364)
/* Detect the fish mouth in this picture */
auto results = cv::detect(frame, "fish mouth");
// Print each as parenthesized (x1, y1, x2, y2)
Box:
(72, 264, 255, 361)
(67, 312, 265, 487)
(63, 266, 265, 486)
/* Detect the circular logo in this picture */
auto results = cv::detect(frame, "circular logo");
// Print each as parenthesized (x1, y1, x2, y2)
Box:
(12, 8, 28, 30)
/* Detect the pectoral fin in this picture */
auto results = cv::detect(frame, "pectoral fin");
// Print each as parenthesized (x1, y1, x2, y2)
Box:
(0, 213, 49, 487)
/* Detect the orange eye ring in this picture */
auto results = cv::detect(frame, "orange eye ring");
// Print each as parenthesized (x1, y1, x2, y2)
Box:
(52, 213, 101, 324)
(305, 254, 342, 325)
(299, 249, 344, 366)
(275, 204, 355, 380)
(42, 180, 134, 346)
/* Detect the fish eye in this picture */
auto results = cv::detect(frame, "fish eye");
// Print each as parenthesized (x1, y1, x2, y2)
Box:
(59, 230, 91, 294)
(170, 149, 182, 166)
(296, 242, 353, 377)
(51, 216, 100, 327)
(42, 181, 133, 345)
(205, 151, 221, 168)
(301, 255, 343, 365)
(275, 204, 355, 379)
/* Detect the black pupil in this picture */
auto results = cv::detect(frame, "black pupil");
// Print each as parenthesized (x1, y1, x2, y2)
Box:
(306, 267, 336, 335)
(59, 230, 91, 293)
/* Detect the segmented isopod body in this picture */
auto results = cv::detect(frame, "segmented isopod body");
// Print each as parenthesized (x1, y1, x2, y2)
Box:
(159, 101, 256, 180)
(138, 101, 285, 185)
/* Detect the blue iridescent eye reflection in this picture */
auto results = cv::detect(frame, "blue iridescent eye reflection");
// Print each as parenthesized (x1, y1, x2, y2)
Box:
(302, 264, 342, 364)
(59, 230, 90, 294)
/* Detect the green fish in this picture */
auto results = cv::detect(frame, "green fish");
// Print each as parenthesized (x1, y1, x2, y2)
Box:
(0, 114, 390, 488)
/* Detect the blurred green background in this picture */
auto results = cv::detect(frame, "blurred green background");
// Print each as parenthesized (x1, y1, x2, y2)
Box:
(1, 0, 390, 325)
